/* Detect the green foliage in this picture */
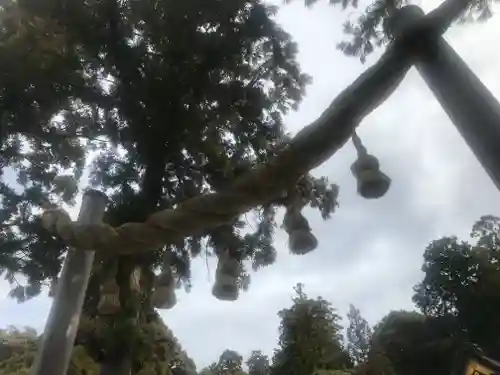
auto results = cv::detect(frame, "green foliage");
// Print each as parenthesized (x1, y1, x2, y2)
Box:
(208, 285, 364, 375)
(0, 327, 37, 375)
(0, 318, 197, 375)
(134, 314, 197, 375)
(271, 283, 351, 375)
(215, 350, 246, 375)
(1, 0, 339, 304)
(201, 350, 248, 375)
(67, 346, 100, 375)
(367, 311, 459, 375)
(346, 305, 372, 365)
(204, 236, 500, 375)
(354, 352, 395, 375)
(352, 215, 500, 375)
(205, 285, 355, 375)
(0, 330, 36, 364)
(413, 215, 500, 357)
(247, 351, 270, 375)
(0, 0, 107, 301)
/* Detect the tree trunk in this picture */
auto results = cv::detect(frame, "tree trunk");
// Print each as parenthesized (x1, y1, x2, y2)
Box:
(73, 256, 139, 375)
(72, 154, 174, 374)
(98, 256, 137, 375)
(100, 358, 133, 375)
(71, 254, 198, 375)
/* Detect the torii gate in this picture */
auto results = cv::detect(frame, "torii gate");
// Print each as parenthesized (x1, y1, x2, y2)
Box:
(391, 5, 500, 191)
(32, 2, 500, 375)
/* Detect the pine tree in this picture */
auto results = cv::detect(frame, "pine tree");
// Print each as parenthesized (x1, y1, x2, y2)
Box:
(203, 350, 248, 375)
(271, 284, 352, 375)
(346, 305, 372, 365)
(247, 350, 270, 375)
(0, 0, 99, 303)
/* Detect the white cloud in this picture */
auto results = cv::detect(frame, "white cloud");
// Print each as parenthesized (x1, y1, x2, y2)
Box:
(2, 0, 500, 369)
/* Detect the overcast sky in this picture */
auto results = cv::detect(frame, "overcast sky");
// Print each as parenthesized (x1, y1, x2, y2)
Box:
(1, 0, 500, 369)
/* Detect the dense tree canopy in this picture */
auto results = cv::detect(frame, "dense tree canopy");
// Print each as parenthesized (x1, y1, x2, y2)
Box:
(0, 319, 197, 375)
(247, 351, 270, 375)
(271, 283, 352, 375)
(363, 215, 500, 375)
(346, 305, 372, 366)
(1, 0, 342, 303)
(198, 284, 355, 375)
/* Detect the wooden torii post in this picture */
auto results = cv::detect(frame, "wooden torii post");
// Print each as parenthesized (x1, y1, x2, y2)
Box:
(32, 190, 107, 375)
(390, 5, 500, 191)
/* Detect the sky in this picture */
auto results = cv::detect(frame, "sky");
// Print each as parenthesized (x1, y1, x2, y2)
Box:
(1, 0, 500, 369)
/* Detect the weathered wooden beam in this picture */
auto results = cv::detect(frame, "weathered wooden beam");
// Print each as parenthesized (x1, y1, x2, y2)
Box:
(32, 190, 107, 375)
(392, 5, 500, 191)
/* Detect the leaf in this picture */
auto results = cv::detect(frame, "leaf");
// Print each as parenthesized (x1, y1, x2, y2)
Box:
(25, 282, 42, 299)
(8, 285, 27, 302)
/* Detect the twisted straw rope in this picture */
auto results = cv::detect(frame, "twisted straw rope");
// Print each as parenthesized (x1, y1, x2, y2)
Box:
(41, 0, 467, 254)
(42, 45, 411, 254)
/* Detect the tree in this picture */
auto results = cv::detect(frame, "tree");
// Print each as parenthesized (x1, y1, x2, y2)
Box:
(0, 321, 196, 375)
(201, 350, 248, 375)
(354, 353, 395, 375)
(365, 310, 459, 375)
(359, 215, 500, 375)
(215, 350, 245, 375)
(0, 327, 38, 375)
(346, 305, 372, 365)
(247, 350, 270, 375)
(0, 327, 100, 375)
(271, 284, 352, 375)
(413, 215, 500, 358)
(352, 216, 500, 375)
(0, 0, 97, 303)
(202, 288, 355, 375)
(1, 0, 338, 373)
